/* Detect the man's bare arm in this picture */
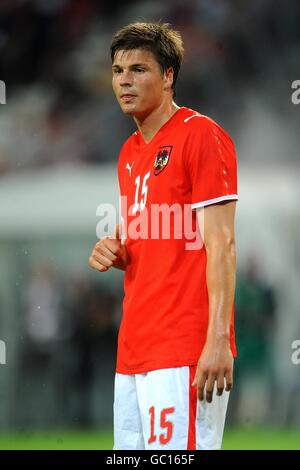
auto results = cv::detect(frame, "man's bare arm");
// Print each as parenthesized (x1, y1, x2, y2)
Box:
(192, 200, 237, 402)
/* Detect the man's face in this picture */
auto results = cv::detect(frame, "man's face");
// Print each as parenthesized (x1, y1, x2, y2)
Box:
(112, 49, 172, 118)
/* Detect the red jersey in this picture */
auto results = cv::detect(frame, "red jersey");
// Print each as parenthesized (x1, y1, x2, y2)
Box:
(116, 106, 238, 374)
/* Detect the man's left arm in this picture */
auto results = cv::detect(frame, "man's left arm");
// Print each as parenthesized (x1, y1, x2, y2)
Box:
(192, 200, 237, 403)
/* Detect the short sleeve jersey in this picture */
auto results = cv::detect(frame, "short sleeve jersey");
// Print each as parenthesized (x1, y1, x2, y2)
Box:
(116, 106, 238, 374)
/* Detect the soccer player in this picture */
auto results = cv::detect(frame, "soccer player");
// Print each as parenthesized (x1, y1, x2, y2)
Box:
(89, 22, 238, 450)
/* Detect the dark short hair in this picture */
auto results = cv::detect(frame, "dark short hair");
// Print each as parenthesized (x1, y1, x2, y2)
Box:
(110, 22, 184, 97)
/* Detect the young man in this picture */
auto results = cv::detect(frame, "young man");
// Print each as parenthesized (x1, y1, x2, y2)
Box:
(89, 22, 238, 450)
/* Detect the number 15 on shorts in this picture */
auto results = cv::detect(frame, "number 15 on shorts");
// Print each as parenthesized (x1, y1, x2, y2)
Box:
(148, 406, 175, 445)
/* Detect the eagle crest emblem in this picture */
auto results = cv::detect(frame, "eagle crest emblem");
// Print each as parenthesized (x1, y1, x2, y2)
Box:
(153, 146, 172, 176)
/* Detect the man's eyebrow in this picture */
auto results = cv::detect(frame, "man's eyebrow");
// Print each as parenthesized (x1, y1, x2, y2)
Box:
(112, 63, 148, 69)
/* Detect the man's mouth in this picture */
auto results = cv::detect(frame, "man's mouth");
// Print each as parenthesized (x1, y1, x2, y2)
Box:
(120, 94, 137, 102)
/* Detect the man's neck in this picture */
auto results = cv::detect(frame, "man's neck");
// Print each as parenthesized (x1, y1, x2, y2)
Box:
(134, 100, 180, 144)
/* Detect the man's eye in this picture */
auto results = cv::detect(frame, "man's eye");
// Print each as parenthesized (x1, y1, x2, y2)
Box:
(135, 68, 144, 72)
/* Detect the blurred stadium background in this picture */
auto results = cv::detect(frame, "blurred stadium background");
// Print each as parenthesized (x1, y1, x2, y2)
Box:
(0, 0, 300, 450)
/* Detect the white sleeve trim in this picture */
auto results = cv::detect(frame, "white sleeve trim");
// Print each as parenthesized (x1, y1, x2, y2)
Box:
(191, 194, 239, 209)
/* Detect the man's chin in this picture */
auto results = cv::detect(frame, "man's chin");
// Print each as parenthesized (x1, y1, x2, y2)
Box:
(121, 106, 139, 117)
(122, 109, 135, 116)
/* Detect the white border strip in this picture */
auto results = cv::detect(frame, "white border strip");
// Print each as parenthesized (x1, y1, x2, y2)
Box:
(191, 194, 239, 209)
(183, 113, 201, 123)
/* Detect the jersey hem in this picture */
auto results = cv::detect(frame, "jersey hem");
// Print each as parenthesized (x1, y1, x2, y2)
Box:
(116, 348, 237, 375)
(116, 358, 199, 375)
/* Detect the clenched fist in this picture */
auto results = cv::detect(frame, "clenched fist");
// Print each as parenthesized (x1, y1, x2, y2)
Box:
(89, 224, 127, 272)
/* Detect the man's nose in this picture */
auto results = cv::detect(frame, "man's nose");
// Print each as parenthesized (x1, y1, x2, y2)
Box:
(120, 70, 133, 86)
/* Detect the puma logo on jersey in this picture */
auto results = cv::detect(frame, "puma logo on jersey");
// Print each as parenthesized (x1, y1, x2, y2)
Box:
(126, 162, 134, 176)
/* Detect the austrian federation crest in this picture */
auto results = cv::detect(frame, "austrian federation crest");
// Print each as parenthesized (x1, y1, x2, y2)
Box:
(153, 146, 172, 176)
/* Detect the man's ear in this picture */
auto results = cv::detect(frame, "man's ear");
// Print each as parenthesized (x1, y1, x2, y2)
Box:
(164, 67, 174, 91)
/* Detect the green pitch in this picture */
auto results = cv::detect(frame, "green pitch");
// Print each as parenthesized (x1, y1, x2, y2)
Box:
(0, 428, 299, 450)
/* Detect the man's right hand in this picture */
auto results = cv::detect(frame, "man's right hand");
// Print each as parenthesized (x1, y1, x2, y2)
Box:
(88, 224, 127, 272)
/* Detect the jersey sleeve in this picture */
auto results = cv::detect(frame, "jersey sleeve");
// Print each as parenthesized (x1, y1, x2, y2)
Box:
(184, 116, 238, 209)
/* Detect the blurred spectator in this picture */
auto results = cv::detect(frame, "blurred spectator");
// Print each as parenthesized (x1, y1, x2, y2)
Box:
(22, 261, 67, 350)
(230, 257, 277, 424)
(235, 258, 276, 375)
(66, 277, 118, 427)
(15, 261, 67, 427)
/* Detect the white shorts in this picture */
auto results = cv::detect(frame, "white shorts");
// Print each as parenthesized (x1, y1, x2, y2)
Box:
(113, 366, 230, 450)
